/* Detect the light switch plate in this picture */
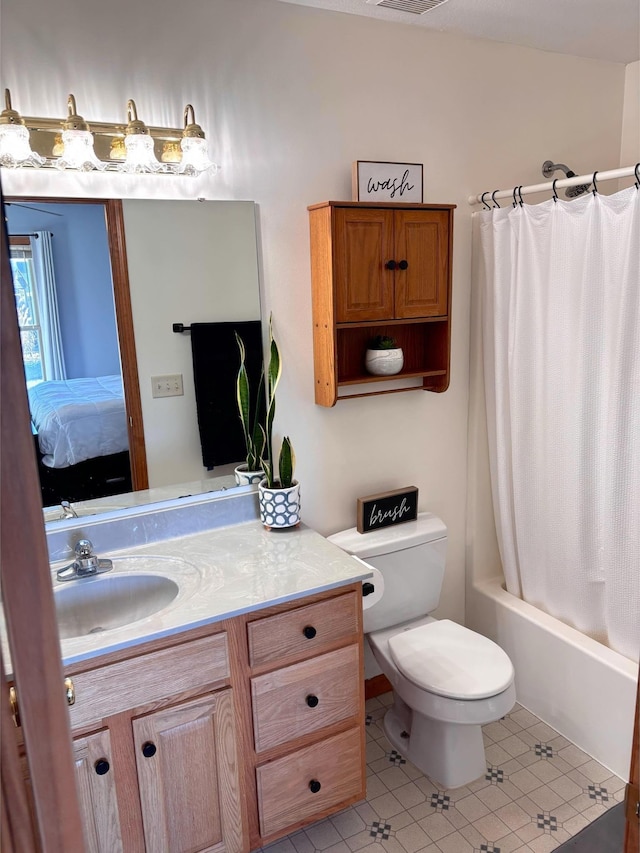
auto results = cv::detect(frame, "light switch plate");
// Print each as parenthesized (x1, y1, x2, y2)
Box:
(151, 374, 184, 398)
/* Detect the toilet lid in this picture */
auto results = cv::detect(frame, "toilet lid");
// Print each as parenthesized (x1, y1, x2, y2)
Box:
(388, 620, 514, 700)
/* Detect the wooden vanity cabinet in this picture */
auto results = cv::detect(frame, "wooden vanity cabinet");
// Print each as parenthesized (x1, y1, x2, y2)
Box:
(17, 584, 365, 853)
(72, 729, 123, 853)
(309, 200, 455, 405)
(60, 629, 245, 853)
(247, 589, 365, 844)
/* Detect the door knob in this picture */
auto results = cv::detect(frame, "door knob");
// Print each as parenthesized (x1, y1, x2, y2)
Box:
(141, 741, 157, 758)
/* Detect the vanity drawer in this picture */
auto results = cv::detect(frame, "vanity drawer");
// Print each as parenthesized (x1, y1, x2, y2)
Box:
(67, 632, 229, 731)
(252, 644, 360, 752)
(247, 591, 359, 668)
(256, 726, 364, 838)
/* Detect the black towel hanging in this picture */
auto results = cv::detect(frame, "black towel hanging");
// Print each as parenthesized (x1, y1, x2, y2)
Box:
(189, 320, 264, 469)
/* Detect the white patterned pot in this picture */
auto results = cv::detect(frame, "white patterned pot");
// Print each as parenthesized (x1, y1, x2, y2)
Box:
(234, 465, 264, 486)
(258, 480, 301, 529)
(365, 347, 404, 376)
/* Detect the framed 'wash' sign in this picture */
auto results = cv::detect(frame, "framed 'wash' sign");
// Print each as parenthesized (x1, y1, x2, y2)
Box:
(356, 486, 419, 534)
(352, 161, 423, 203)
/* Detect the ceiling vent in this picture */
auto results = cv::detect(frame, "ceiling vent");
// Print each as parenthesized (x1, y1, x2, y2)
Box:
(366, 0, 451, 14)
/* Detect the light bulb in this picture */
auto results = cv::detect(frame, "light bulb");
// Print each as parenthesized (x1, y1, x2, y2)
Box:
(55, 129, 106, 171)
(118, 134, 163, 173)
(175, 136, 217, 176)
(0, 123, 45, 168)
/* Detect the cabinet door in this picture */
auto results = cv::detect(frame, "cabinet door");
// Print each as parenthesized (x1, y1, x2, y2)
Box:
(334, 207, 395, 322)
(394, 209, 450, 318)
(73, 729, 123, 853)
(132, 689, 245, 853)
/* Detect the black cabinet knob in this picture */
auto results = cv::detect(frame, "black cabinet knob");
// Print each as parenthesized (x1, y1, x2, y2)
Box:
(309, 779, 322, 794)
(306, 694, 319, 708)
(94, 759, 110, 776)
(303, 625, 317, 640)
(385, 260, 397, 270)
(362, 582, 375, 596)
(141, 741, 157, 758)
(398, 260, 409, 270)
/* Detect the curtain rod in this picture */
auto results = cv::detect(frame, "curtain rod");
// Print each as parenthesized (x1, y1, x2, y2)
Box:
(468, 165, 638, 206)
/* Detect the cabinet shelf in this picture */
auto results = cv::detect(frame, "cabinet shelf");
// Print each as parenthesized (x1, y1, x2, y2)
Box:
(339, 369, 448, 386)
(309, 200, 455, 406)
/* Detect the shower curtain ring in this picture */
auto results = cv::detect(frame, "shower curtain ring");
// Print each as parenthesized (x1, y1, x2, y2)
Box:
(481, 191, 491, 210)
(517, 186, 524, 206)
(512, 186, 518, 208)
(634, 163, 639, 189)
(592, 172, 599, 195)
(492, 190, 500, 208)
(552, 179, 558, 202)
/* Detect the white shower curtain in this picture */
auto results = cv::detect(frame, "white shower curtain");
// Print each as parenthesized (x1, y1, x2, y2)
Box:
(30, 231, 67, 381)
(476, 185, 640, 662)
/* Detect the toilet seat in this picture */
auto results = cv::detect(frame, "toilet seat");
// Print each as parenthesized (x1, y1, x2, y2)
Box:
(388, 619, 514, 700)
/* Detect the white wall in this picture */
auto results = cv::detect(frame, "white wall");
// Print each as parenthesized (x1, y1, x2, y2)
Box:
(620, 61, 640, 168)
(121, 200, 260, 487)
(1, 0, 626, 625)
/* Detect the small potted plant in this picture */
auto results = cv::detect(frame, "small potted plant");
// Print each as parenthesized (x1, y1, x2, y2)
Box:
(234, 332, 266, 486)
(365, 334, 404, 376)
(258, 318, 300, 529)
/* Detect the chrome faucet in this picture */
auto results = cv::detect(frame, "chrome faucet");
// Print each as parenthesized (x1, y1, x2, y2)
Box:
(56, 539, 113, 582)
(60, 500, 79, 519)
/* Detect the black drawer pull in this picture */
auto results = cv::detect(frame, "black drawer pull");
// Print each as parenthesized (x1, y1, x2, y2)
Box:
(306, 694, 319, 708)
(398, 259, 409, 270)
(94, 759, 110, 776)
(309, 779, 321, 794)
(303, 625, 317, 640)
(385, 260, 397, 270)
(141, 741, 157, 758)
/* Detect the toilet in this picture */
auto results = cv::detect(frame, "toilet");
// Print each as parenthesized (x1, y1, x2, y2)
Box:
(328, 512, 516, 789)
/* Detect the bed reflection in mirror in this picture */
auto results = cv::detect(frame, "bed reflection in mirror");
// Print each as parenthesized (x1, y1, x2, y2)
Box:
(5, 198, 263, 522)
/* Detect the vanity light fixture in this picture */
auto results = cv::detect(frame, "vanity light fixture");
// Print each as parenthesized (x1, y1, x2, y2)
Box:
(0, 88, 217, 176)
(175, 104, 217, 176)
(0, 89, 46, 168)
(118, 99, 163, 174)
(55, 95, 106, 171)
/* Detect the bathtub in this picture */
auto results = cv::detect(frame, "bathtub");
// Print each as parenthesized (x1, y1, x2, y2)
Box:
(468, 576, 638, 780)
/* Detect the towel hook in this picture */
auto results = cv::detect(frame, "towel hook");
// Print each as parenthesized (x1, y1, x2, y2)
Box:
(552, 179, 558, 203)
(491, 190, 500, 208)
(592, 171, 599, 195)
(481, 191, 491, 210)
(635, 163, 639, 189)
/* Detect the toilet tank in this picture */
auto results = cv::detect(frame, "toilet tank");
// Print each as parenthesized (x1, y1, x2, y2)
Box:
(328, 512, 447, 633)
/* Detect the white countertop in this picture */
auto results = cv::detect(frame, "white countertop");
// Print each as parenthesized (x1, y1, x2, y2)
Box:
(51, 520, 371, 670)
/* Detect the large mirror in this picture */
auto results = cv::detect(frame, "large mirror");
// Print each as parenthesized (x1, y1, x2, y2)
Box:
(5, 196, 262, 525)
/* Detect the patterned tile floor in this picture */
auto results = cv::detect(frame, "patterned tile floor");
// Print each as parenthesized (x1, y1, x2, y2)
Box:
(261, 692, 625, 853)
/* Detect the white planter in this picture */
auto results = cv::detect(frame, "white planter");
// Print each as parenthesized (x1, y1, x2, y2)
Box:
(365, 347, 404, 376)
(258, 480, 301, 529)
(234, 465, 264, 486)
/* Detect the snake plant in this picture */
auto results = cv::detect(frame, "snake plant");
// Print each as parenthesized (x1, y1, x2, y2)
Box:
(259, 316, 296, 489)
(235, 332, 265, 471)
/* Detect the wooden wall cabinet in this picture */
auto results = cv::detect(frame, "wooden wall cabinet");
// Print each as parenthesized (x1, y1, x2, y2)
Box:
(309, 201, 455, 405)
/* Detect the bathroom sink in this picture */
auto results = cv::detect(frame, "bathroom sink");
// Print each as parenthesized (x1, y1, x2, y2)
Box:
(55, 572, 180, 639)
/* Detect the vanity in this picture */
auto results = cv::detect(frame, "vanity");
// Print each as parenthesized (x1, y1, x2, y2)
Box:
(8, 491, 370, 853)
